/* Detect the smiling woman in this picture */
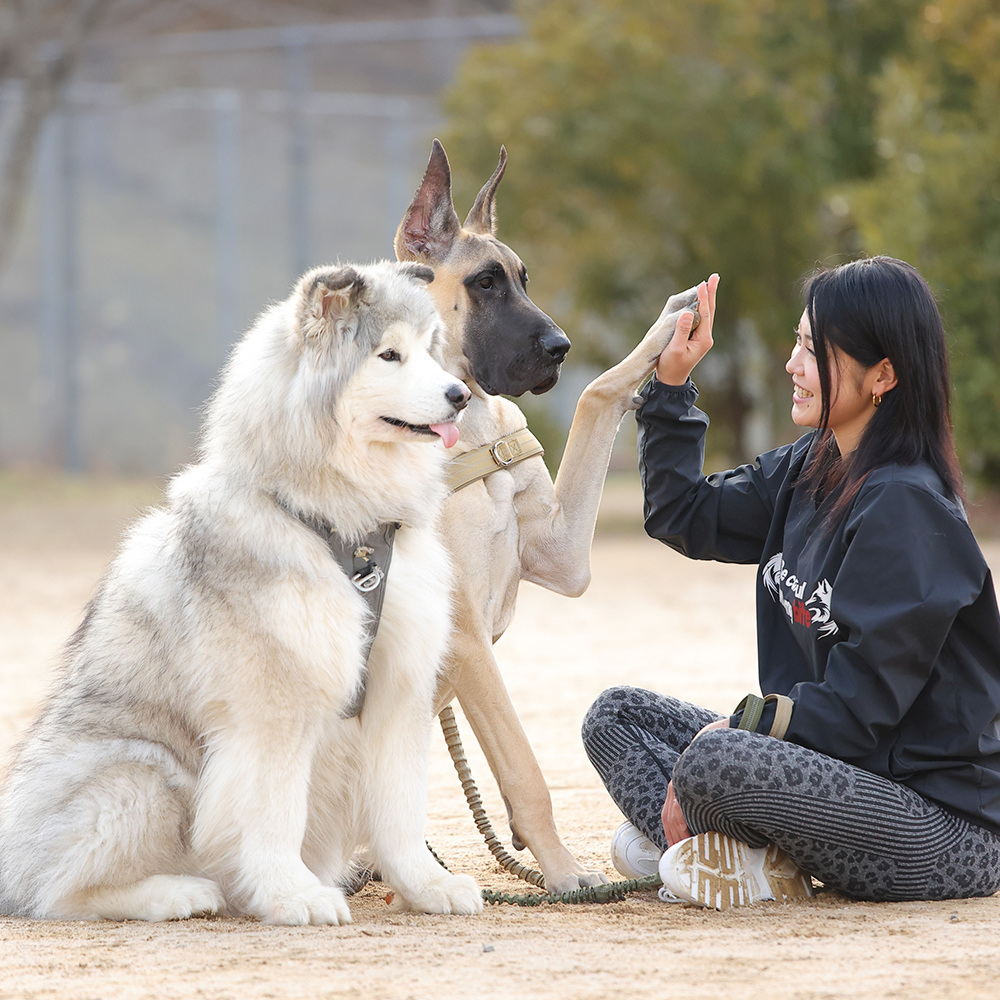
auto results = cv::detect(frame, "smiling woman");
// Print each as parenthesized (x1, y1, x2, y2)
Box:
(786, 312, 896, 457)
(582, 257, 1000, 911)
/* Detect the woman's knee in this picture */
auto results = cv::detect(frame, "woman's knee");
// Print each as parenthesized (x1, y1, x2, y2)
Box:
(581, 685, 639, 745)
(671, 728, 795, 806)
(671, 728, 738, 801)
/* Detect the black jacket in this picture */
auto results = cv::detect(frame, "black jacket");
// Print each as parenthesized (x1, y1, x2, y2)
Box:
(637, 377, 1000, 834)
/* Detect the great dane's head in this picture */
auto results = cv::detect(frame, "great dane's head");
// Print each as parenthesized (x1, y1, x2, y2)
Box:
(394, 139, 570, 397)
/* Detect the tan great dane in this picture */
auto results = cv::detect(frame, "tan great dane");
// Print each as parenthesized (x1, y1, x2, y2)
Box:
(395, 140, 698, 894)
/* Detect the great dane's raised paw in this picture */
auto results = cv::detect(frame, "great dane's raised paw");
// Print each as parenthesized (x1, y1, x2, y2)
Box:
(595, 286, 703, 411)
(637, 287, 701, 362)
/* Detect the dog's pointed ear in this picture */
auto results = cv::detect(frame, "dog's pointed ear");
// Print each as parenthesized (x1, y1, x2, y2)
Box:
(463, 145, 506, 236)
(302, 265, 367, 333)
(398, 262, 435, 285)
(394, 139, 461, 263)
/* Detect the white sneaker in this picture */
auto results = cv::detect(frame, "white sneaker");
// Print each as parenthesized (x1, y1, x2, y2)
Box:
(658, 831, 814, 910)
(610, 821, 663, 879)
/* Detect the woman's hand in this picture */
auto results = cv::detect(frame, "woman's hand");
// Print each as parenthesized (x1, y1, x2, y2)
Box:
(661, 781, 690, 846)
(661, 716, 731, 846)
(655, 273, 720, 386)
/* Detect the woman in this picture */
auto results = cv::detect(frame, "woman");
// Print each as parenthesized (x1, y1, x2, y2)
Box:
(583, 257, 1000, 908)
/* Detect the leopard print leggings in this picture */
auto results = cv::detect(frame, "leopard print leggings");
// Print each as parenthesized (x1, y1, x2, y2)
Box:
(582, 685, 1000, 901)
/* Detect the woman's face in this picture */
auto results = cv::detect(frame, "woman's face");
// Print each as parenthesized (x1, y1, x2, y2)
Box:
(785, 309, 878, 455)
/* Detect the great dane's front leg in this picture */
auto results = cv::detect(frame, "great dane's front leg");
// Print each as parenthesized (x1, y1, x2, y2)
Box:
(519, 287, 700, 594)
(446, 634, 609, 895)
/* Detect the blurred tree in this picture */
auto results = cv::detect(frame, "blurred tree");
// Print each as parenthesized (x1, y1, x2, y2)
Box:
(441, 0, 919, 457)
(0, 0, 379, 280)
(0, 0, 118, 275)
(846, 0, 1000, 485)
(0, 0, 191, 276)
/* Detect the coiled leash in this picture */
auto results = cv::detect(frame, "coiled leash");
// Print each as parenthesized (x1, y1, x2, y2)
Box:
(435, 705, 661, 905)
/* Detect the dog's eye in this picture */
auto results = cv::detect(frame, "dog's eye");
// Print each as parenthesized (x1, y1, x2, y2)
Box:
(478, 275, 494, 290)
(379, 349, 401, 362)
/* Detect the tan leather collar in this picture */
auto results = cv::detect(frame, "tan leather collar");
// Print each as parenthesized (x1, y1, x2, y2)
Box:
(445, 427, 544, 493)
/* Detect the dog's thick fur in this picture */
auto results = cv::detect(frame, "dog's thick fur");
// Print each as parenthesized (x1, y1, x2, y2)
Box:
(0, 260, 482, 923)
(396, 142, 698, 893)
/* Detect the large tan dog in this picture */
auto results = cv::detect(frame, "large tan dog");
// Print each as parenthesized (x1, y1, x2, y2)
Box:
(395, 141, 697, 893)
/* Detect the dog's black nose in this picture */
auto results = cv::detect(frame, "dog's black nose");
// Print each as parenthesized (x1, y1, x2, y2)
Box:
(446, 383, 471, 411)
(538, 327, 571, 364)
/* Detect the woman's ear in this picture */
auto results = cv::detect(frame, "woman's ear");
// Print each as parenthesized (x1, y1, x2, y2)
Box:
(873, 358, 898, 395)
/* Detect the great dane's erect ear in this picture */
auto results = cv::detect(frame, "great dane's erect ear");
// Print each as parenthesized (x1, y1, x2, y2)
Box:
(463, 146, 507, 236)
(395, 139, 462, 263)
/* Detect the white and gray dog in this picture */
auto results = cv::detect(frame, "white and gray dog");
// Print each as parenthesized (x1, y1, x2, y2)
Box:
(0, 260, 484, 924)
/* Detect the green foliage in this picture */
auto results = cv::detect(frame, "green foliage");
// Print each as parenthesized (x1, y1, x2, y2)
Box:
(444, 0, 915, 351)
(442, 0, 1000, 485)
(847, 0, 1000, 482)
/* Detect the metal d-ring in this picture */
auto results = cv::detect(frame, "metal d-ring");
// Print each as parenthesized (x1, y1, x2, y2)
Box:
(490, 437, 520, 466)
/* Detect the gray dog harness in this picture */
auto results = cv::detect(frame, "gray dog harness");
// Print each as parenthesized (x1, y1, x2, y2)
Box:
(276, 427, 541, 716)
(326, 521, 398, 718)
(278, 499, 397, 718)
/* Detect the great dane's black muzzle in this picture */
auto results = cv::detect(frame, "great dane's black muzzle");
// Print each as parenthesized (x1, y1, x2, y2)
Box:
(538, 326, 571, 365)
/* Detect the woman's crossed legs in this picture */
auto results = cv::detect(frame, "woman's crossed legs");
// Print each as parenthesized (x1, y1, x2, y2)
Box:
(582, 685, 1000, 901)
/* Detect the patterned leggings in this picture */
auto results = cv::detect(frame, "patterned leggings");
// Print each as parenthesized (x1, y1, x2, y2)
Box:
(582, 685, 1000, 901)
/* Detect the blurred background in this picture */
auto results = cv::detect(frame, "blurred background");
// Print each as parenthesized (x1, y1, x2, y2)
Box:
(0, 0, 997, 499)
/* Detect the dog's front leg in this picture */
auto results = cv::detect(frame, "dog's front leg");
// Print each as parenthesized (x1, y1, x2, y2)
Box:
(360, 683, 483, 916)
(194, 725, 352, 926)
(519, 288, 700, 595)
(445, 632, 609, 895)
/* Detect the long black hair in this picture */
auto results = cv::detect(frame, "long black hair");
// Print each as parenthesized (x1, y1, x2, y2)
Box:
(799, 256, 963, 522)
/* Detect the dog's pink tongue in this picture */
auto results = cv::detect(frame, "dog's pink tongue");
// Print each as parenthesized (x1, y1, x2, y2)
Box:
(431, 423, 460, 449)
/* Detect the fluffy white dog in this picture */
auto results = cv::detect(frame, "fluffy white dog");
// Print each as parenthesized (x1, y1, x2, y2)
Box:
(0, 260, 483, 924)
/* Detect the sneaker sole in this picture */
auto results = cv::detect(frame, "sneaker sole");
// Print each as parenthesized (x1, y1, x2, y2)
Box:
(661, 832, 813, 910)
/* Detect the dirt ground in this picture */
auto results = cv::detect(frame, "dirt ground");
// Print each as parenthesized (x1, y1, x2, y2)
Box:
(1, 471, 999, 1000)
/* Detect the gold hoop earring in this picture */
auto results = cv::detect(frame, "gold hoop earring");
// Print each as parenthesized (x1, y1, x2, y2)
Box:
(873, 393, 882, 408)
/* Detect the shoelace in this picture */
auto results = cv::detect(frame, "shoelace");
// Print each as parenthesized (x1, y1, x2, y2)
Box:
(658, 885, 685, 904)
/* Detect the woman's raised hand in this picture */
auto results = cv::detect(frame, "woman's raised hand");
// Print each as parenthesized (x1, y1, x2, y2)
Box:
(655, 273, 720, 386)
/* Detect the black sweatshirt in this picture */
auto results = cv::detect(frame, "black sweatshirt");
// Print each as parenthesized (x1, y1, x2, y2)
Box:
(637, 377, 1000, 835)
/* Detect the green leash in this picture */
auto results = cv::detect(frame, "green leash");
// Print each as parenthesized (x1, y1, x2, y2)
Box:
(436, 705, 662, 905)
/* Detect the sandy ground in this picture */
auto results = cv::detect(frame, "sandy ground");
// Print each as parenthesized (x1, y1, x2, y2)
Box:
(1, 472, 1000, 1000)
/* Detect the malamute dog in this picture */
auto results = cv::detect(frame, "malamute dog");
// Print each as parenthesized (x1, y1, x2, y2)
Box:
(0, 260, 483, 924)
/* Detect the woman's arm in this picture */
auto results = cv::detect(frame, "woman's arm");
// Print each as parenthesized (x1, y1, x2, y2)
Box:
(637, 381, 801, 563)
(637, 274, 811, 564)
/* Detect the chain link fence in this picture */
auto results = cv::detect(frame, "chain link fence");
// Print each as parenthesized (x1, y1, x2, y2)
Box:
(0, 15, 518, 473)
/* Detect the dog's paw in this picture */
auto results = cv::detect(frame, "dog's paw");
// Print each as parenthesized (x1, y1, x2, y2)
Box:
(166, 877, 226, 919)
(263, 885, 353, 926)
(394, 873, 483, 916)
(663, 286, 700, 318)
(545, 868, 610, 895)
(80, 874, 225, 922)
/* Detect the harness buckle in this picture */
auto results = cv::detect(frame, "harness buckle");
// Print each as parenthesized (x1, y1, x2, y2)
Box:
(491, 436, 521, 467)
(352, 565, 384, 592)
